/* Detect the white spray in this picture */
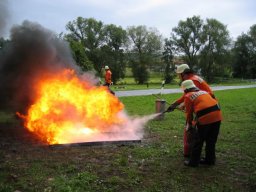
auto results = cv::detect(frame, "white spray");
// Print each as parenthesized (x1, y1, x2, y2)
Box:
(61, 111, 161, 144)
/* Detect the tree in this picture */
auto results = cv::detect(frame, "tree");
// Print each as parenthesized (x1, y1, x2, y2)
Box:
(126, 25, 163, 84)
(249, 24, 256, 39)
(0, 38, 10, 74)
(162, 38, 174, 83)
(170, 16, 232, 82)
(0, 37, 9, 52)
(233, 25, 256, 79)
(65, 17, 128, 82)
(66, 17, 105, 73)
(199, 18, 231, 82)
(101, 24, 127, 83)
(233, 34, 251, 78)
(66, 36, 94, 71)
(171, 16, 204, 69)
(248, 25, 256, 78)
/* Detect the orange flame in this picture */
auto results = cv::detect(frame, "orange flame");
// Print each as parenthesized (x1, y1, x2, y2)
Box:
(18, 69, 125, 144)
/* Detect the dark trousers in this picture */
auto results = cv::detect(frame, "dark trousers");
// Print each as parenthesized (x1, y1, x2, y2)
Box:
(190, 121, 221, 165)
(103, 83, 115, 95)
(103, 82, 110, 87)
(184, 127, 196, 157)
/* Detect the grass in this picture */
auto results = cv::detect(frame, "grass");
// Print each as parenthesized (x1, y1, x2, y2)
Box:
(112, 77, 179, 90)
(0, 88, 256, 191)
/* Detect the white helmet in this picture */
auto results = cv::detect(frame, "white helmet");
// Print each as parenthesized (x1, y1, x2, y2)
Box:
(181, 80, 196, 90)
(175, 64, 190, 74)
(104, 66, 109, 70)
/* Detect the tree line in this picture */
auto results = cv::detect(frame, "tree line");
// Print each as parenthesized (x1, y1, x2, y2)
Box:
(1, 15, 256, 84)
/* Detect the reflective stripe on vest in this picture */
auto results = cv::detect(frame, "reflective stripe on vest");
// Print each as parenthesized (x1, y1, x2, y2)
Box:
(196, 104, 220, 118)
(189, 91, 208, 101)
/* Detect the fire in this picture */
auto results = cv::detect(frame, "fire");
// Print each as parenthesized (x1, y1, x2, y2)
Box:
(18, 69, 125, 144)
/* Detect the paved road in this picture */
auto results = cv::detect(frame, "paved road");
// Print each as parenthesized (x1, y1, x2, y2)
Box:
(115, 84, 256, 97)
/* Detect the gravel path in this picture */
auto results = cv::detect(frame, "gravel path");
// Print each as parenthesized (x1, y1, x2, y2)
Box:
(115, 84, 256, 97)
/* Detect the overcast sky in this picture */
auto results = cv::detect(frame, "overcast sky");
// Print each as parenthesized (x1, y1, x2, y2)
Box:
(1, 0, 256, 40)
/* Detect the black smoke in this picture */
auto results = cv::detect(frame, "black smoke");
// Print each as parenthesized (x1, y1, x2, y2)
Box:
(0, 21, 78, 114)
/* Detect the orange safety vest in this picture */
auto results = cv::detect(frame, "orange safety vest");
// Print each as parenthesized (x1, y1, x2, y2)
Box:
(175, 74, 214, 104)
(184, 90, 222, 125)
(105, 70, 112, 84)
(188, 74, 214, 97)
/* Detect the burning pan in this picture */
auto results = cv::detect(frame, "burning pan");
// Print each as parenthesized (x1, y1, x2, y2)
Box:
(49, 139, 141, 148)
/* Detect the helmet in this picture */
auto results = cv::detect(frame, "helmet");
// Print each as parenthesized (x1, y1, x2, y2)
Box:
(181, 80, 196, 90)
(175, 64, 190, 74)
(104, 66, 109, 70)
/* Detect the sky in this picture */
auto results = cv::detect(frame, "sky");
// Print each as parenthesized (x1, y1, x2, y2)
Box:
(1, 0, 256, 40)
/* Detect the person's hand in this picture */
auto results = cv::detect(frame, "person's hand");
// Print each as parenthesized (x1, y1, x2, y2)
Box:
(177, 102, 185, 111)
(166, 103, 177, 112)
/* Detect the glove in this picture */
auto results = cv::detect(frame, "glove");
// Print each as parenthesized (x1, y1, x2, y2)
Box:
(166, 103, 178, 112)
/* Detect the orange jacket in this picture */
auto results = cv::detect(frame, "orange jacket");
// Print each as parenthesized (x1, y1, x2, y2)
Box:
(175, 74, 214, 104)
(184, 90, 222, 125)
(105, 70, 112, 84)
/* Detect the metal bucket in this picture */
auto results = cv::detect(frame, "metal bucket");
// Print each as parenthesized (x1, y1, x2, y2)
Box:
(155, 99, 166, 120)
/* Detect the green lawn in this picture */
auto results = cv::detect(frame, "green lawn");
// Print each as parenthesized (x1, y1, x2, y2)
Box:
(112, 76, 179, 90)
(0, 88, 256, 191)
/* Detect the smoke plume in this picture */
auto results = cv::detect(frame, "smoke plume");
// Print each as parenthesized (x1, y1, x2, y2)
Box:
(0, 21, 79, 113)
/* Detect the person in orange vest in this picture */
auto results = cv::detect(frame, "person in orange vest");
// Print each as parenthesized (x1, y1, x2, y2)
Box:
(104, 66, 112, 87)
(103, 65, 115, 95)
(166, 64, 216, 158)
(180, 80, 222, 167)
(169, 64, 215, 109)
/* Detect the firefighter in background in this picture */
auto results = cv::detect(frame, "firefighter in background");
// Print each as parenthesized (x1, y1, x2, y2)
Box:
(104, 66, 112, 87)
(103, 66, 115, 95)
(167, 64, 215, 158)
(180, 80, 222, 167)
